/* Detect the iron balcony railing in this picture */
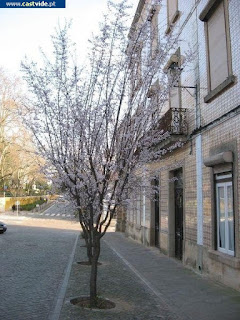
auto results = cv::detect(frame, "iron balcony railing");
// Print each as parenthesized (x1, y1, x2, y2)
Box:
(158, 108, 187, 135)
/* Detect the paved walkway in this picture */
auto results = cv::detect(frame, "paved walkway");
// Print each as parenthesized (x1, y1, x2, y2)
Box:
(104, 233, 240, 320)
(59, 232, 240, 320)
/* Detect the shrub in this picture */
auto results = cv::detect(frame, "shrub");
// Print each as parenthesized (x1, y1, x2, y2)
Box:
(20, 198, 47, 211)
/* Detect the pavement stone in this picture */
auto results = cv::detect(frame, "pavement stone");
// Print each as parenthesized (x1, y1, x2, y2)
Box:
(60, 236, 179, 320)
(59, 232, 240, 320)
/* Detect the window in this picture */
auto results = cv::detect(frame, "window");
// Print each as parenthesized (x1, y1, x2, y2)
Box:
(147, 80, 160, 124)
(200, 0, 235, 102)
(168, 61, 181, 109)
(148, 6, 159, 58)
(130, 43, 142, 97)
(206, 1, 229, 91)
(166, 0, 179, 33)
(136, 193, 142, 226)
(215, 173, 234, 256)
(164, 50, 182, 109)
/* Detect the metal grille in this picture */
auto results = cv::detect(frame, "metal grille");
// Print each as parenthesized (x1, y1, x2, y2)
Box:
(158, 108, 187, 135)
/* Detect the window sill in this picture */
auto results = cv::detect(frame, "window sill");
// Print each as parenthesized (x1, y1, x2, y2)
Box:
(208, 249, 240, 269)
(165, 10, 180, 34)
(204, 75, 236, 103)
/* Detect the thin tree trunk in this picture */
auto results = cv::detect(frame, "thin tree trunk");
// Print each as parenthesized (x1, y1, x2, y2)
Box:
(85, 234, 93, 264)
(79, 215, 93, 263)
(89, 234, 101, 307)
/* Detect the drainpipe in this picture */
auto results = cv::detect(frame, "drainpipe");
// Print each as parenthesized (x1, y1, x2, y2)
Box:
(195, 0, 203, 273)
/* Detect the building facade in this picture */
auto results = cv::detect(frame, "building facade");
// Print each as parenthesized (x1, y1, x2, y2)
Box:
(126, 0, 240, 291)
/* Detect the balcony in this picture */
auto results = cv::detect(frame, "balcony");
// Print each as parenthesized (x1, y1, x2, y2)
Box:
(158, 107, 187, 135)
(154, 107, 188, 149)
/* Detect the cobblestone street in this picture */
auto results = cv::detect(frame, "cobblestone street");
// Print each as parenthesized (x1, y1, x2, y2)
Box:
(0, 203, 80, 320)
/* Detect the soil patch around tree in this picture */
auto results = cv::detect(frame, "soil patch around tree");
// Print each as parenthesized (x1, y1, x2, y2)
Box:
(70, 296, 115, 310)
(80, 245, 94, 247)
(76, 261, 102, 266)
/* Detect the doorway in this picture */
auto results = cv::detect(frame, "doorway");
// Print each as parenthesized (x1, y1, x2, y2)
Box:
(174, 169, 183, 260)
(154, 178, 160, 247)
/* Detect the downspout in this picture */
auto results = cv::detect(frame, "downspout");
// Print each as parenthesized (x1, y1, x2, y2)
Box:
(195, 0, 203, 273)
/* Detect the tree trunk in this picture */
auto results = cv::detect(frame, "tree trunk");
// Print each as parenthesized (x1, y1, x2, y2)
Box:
(85, 234, 93, 264)
(89, 234, 101, 308)
(78, 215, 93, 264)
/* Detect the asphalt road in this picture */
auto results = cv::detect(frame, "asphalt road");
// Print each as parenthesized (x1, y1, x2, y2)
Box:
(0, 206, 80, 320)
(10, 201, 77, 221)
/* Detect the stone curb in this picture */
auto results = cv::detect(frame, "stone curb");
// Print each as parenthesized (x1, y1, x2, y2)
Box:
(48, 234, 79, 320)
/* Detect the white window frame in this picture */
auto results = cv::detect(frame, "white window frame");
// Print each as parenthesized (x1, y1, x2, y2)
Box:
(216, 180, 234, 256)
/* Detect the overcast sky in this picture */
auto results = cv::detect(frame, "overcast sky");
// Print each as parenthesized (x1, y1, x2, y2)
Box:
(0, 0, 138, 76)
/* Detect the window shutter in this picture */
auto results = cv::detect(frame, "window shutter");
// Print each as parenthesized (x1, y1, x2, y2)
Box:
(170, 86, 179, 108)
(168, 0, 177, 24)
(207, 2, 228, 90)
(151, 12, 159, 56)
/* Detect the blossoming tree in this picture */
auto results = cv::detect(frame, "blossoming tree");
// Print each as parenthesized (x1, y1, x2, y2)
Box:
(21, 0, 184, 307)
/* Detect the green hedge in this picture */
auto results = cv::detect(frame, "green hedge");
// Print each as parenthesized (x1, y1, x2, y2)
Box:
(19, 199, 47, 211)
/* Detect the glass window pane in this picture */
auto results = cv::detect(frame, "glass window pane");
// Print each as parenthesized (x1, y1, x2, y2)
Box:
(218, 186, 225, 249)
(227, 185, 234, 251)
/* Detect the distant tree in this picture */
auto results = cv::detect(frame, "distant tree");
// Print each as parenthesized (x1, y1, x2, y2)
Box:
(21, 0, 185, 307)
(0, 69, 48, 195)
(0, 69, 21, 187)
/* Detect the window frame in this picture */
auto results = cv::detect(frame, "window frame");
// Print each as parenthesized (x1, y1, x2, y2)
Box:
(200, 0, 235, 103)
(215, 174, 235, 256)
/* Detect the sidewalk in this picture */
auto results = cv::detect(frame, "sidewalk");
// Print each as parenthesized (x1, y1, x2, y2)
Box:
(58, 232, 240, 320)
